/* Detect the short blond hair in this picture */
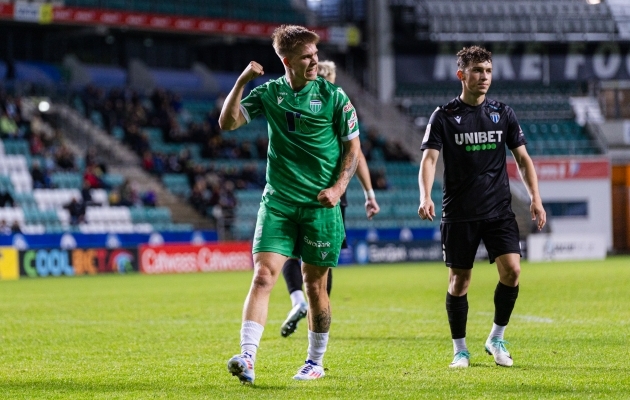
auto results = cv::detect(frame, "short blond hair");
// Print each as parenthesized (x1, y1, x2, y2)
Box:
(271, 25, 320, 58)
(317, 60, 336, 83)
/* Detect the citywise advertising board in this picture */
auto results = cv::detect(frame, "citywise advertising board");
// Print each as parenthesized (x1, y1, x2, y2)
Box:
(139, 242, 253, 274)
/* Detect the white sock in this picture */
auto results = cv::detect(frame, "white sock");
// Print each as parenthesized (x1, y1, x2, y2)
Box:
(453, 338, 468, 354)
(240, 320, 264, 360)
(307, 330, 329, 366)
(489, 323, 506, 340)
(290, 290, 306, 308)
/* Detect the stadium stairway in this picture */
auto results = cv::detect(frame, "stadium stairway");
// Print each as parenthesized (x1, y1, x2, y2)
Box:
(54, 104, 214, 230)
(334, 67, 426, 164)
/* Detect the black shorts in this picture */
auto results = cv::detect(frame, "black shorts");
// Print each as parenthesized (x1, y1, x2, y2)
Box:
(341, 204, 348, 249)
(440, 215, 521, 269)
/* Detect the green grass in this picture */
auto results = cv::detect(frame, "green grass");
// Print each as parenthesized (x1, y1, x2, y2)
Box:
(1, 256, 629, 399)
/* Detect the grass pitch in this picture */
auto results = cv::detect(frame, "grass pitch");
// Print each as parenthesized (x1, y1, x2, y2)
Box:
(1, 256, 629, 399)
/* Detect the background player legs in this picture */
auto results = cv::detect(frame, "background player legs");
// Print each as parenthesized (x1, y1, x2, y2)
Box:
(280, 258, 332, 337)
(283, 258, 306, 305)
(282, 258, 333, 300)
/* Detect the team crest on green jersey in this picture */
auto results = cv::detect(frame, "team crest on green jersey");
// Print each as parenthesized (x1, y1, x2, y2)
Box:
(310, 100, 322, 113)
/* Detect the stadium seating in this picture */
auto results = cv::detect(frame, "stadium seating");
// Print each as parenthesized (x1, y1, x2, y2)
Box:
(230, 161, 442, 240)
(0, 138, 188, 233)
(396, 81, 602, 156)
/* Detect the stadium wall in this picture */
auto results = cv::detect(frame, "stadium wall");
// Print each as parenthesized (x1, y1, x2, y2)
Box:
(507, 157, 612, 251)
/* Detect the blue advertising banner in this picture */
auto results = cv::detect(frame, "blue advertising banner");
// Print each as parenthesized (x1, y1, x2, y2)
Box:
(0, 230, 218, 250)
(353, 240, 443, 264)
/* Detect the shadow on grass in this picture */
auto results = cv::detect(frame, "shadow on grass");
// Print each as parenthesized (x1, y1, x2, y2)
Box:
(0, 379, 297, 394)
(333, 335, 438, 342)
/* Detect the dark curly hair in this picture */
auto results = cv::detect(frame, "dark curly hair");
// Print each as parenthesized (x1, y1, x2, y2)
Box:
(457, 46, 492, 71)
(271, 25, 320, 57)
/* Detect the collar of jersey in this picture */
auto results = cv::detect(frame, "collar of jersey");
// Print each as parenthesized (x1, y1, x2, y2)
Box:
(457, 96, 487, 109)
(281, 75, 314, 95)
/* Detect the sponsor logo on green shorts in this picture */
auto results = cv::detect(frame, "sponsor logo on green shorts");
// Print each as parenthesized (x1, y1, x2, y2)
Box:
(304, 236, 331, 248)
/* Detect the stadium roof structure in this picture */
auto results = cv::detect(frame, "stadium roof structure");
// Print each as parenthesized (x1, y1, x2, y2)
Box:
(393, 0, 630, 42)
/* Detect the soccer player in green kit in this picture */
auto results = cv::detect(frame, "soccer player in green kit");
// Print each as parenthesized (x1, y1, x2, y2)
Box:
(219, 25, 361, 383)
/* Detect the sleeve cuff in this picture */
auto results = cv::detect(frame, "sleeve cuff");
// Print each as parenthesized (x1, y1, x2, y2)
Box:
(341, 130, 360, 142)
(239, 104, 251, 124)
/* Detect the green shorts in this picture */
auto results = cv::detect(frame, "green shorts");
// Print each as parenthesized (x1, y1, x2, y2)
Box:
(252, 194, 345, 267)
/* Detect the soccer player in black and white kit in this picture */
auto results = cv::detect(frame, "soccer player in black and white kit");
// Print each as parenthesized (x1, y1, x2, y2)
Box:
(418, 46, 546, 368)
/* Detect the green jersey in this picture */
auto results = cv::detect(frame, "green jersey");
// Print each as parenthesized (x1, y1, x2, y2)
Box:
(240, 76, 359, 207)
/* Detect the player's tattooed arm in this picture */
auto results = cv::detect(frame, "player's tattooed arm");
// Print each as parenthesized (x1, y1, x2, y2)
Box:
(317, 137, 360, 208)
(337, 144, 359, 192)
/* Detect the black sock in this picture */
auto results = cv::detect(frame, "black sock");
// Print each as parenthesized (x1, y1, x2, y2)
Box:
(446, 292, 468, 339)
(326, 268, 332, 297)
(494, 282, 519, 326)
(282, 258, 303, 294)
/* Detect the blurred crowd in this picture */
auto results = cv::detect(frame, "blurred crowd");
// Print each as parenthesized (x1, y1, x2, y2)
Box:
(1, 91, 158, 228)
(76, 85, 417, 232)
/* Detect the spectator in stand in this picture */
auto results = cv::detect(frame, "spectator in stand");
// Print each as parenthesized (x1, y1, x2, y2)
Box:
(117, 178, 138, 207)
(177, 148, 193, 172)
(219, 180, 237, 239)
(255, 136, 269, 160)
(0, 219, 11, 235)
(0, 109, 19, 138)
(3, 95, 21, 120)
(30, 159, 50, 189)
(370, 168, 390, 191)
(239, 141, 255, 159)
(364, 127, 385, 158)
(206, 181, 221, 212)
(165, 153, 181, 173)
(29, 131, 46, 156)
(141, 190, 157, 207)
(238, 163, 264, 189)
(150, 152, 166, 177)
(384, 140, 412, 162)
(29, 111, 45, 136)
(141, 150, 154, 173)
(85, 146, 108, 174)
(80, 84, 103, 121)
(81, 180, 101, 207)
(0, 188, 14, 207)
(127, 94, 148, 127)
(64, 197, 86, 226)
(205, 107, 223, 138)
(10, 220, 21, 234)
(83, 164, 106, 189)
(189, 180, 208, 216)
(55, 145, 76, 171)
(124, 122, 150, 156)
(202, 135, 223, 159)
